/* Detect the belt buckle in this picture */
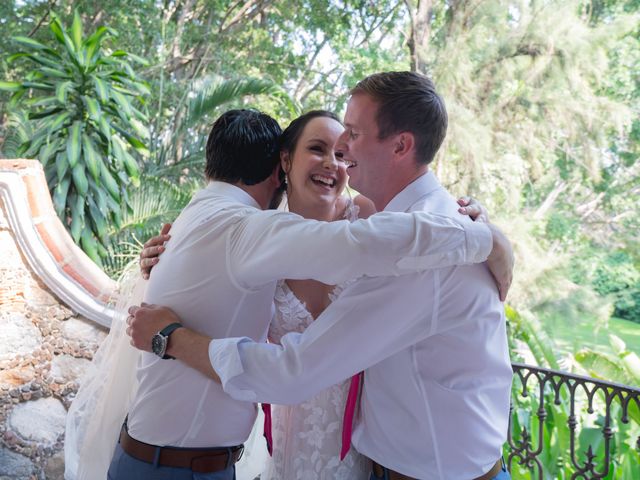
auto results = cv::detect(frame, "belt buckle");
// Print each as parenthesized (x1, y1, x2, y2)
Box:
(235, 445, 245, 462)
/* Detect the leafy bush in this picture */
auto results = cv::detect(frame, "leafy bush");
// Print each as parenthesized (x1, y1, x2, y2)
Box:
(0, 11, 149, 266)
(570, 249, 640, 324)
(592, 252, 640, 323)
(506, 308, 640, 479)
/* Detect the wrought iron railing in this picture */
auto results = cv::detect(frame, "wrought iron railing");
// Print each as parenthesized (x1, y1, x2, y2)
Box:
(506, 363, 640, 479)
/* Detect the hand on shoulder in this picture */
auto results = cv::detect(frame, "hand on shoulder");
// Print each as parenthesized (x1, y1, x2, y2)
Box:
(354, 194, 376, 219)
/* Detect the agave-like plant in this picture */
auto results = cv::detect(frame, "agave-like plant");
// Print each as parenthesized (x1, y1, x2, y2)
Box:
(0, 11, 149, 266)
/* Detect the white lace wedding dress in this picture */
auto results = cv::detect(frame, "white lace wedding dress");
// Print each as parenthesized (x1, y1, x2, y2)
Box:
(260, 200, 369, 480)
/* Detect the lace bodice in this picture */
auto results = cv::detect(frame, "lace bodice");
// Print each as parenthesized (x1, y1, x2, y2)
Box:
(262, 198, 368, 480)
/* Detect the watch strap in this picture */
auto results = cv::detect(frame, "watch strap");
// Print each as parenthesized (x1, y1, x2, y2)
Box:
(159, 322, 183, 359)
(160, 322, 183, 337)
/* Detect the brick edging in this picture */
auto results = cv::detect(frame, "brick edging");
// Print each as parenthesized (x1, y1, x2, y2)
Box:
(0, 159, 117, 327)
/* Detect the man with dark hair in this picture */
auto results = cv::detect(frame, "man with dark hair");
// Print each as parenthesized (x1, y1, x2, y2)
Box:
(128, 72, 513, 479)
(109, 103, 510, 480)
(204, 109, 282, 185)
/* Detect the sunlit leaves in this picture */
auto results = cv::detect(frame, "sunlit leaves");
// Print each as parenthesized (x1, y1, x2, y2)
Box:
(0, 9, 149, 266)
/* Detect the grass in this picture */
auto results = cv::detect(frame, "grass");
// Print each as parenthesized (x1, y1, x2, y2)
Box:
(539, 315, 640, 356)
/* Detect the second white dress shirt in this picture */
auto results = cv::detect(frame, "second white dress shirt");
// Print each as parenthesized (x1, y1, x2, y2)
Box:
(210, 173, 512, 478)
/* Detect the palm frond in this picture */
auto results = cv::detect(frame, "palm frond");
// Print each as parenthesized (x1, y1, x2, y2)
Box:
(574, 349, 632, 384)
(186, 76, 297, 127)
(113, 174, 194, 234)
(1, 111, 31, 157)
(146, 151, 206, 179)
(102, 174, 198, 277)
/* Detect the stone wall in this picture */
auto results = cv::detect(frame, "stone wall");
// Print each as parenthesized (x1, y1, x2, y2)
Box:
(0, 160, 117, 479)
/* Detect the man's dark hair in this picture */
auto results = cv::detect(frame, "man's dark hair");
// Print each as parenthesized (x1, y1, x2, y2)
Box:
(350, 71, 448, 165)
(205, 109, 282, 185)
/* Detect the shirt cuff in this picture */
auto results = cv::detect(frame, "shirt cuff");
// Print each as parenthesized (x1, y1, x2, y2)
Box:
(208, 337, 257, 402)
(464, 222, 492, 264)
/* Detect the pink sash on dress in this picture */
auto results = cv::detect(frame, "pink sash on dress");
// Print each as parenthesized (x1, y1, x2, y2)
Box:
(262, 403, 273, 456)
(340, 371, 363, 460)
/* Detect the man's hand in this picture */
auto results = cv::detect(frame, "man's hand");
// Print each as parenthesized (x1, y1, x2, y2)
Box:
(140, 223, 172, 279)
(457, 196, 489, 223)
(486, 224, 514, 302)
(126, 304, 221, 382)
(127, 303, 181, 352)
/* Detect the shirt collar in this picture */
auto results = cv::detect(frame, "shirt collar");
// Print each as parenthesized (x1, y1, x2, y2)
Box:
(383, 171, 442, 213)
(203, 181, 262, 209)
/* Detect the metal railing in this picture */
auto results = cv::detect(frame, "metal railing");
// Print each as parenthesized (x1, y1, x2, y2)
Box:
(506, 362, 640, 479)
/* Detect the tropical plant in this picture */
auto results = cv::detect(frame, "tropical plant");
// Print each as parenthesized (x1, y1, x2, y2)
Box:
(0, 11, 149, 266)
(148, 75, 299, 182)
(506, 308, 640, 479)
(101, 174, 192, 278)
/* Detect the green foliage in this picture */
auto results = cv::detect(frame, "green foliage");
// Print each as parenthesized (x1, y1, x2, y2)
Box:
(507, 308, 640, 479)
(187, 76, 298, 127)
(544, 211, 581, 244)
(150, 74, 297, 181)
(570, 249, 640, 323)
(0, 11, 149, 267)
(101, 174, 193, 278)
(592, 253, 640, 323)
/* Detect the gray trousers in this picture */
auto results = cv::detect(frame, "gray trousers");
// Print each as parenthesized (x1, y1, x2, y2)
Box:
(107, 443, 236, 480)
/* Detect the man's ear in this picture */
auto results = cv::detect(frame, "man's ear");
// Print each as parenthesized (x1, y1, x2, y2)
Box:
(393, 132, 415, 158)
(270, 163, 284, 188)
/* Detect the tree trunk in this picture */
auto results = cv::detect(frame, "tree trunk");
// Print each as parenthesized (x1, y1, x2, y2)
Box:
(405, 0, 433, 73)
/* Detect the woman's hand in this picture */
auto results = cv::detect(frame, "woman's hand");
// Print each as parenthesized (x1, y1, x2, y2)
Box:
(457, 196, 489, 223)
(140, 223, 172, 279)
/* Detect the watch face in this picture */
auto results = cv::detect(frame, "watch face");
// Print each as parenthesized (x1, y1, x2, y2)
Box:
(151, 333, 167, 358)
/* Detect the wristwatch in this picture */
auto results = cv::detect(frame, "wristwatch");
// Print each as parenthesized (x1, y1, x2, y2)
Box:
(151, 322, 183, 359)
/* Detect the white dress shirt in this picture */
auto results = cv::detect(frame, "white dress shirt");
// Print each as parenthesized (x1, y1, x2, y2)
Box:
(210, 173, 513, 478)
(127, 180, 493, 448)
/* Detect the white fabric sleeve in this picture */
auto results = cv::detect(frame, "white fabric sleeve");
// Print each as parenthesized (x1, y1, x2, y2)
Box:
(209, 273, 447, 404)
(228, 210, 492, 289)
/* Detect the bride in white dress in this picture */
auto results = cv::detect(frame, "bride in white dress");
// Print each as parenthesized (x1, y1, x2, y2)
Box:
(261, 110, 373, 479)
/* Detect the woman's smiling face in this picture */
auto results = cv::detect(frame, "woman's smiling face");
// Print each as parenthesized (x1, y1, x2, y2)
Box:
(282, 116, 348, 208)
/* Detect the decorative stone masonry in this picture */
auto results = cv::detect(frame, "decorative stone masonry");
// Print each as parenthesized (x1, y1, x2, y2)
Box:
(0, 160, 117, 479)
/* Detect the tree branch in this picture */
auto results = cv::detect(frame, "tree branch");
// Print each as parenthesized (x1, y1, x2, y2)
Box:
(533, 180, 567, 219)
(28, 0, 56, 38)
